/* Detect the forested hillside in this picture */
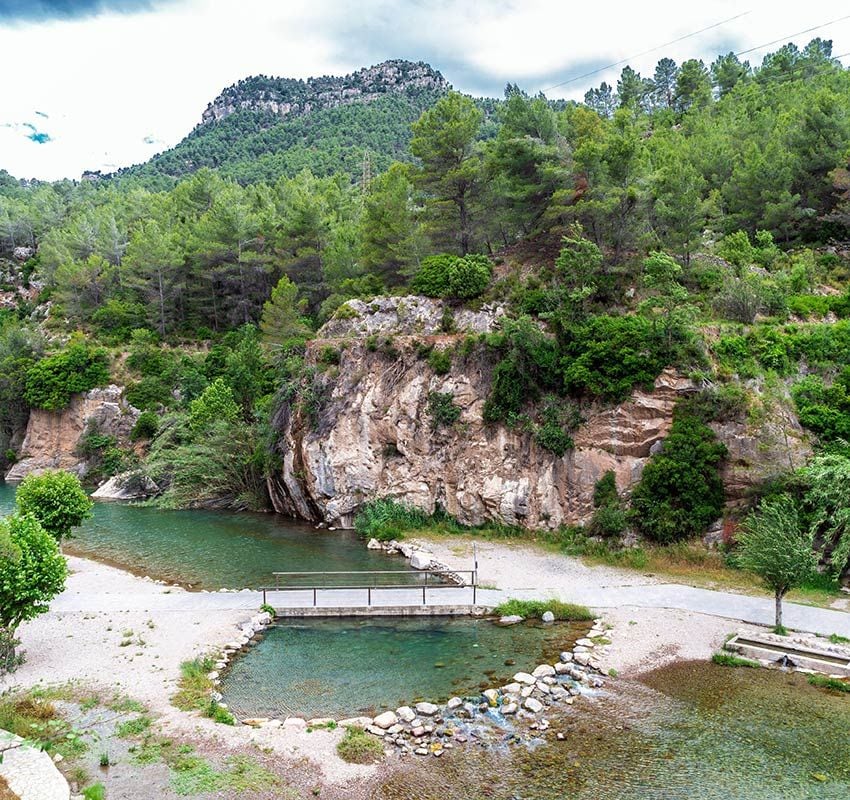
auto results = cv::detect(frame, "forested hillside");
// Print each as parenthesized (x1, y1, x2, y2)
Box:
(1, 40, 850, 576)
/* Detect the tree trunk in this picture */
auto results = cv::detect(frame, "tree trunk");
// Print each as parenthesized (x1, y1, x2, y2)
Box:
(775, 588, 785, 629)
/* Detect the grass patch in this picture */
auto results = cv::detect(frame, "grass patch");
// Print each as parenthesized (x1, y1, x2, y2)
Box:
(337, 726, 384, 764)
(82, 785, 105, 800)
(828, 633, 850, 645)
(0, 693, 87, 759)
(116, 715, 151, 738)
(492, 598, 594, 621)
(711, 651, 761, 668)
(172, 656, 236, 724)
(808, 674, 850, 694)
(170, 752, 279, 796)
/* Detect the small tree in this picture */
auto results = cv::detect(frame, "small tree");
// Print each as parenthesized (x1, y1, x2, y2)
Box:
(15, 469, 93, 542)
(0, 514, 68, 673)
(736, 494, 818, 632)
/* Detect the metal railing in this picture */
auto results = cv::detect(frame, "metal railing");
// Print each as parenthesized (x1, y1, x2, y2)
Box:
(259, 569, 479, 608)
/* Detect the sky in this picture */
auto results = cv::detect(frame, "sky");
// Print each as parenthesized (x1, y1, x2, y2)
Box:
(1, 0, 850, 181)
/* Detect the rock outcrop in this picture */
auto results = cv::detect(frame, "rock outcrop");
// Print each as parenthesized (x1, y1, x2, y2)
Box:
(5, 385, 139, 481)
(201, 60, 448, 125)
(268, 298, 701, 529)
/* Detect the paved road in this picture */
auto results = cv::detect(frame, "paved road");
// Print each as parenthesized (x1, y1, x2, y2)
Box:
(54, 578, 850, 638)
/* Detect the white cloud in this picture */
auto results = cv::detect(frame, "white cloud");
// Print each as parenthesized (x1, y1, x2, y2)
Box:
(1, 0, 849, 180)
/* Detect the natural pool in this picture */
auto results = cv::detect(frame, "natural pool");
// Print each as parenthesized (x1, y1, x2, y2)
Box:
(220, 617, 580, 719)
(0, 482, 408, 589)
(374, 660, 850, 800)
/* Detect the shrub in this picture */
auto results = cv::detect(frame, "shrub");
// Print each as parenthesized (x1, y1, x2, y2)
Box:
(561, 315, 668, 402)
(131, 411, 160, 441)
(317, 345, 341, 366)
(24, 342, 110, 411)
(590, 504, 628, 538)
(427, 347, 452, 375)
(426, 391, 461, 430)
(411, 254, 492, 300)
(717, 230, 755, 268)
(189, 379, 240, 431)
(353, 498, 429, 542)
(711, 652, 760, 668)
(592, 471, 618, 509)
(491, 598, 594, 621)
(90, 299, 146, 340)
(337, 726, 384, 764)
(629, 407, 727, 543)
(15, 469, 93, 541)
(0, 515, 67, 672)
(791, 371, 850, 443)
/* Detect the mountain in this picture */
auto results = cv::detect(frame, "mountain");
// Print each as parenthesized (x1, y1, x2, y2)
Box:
(113, 60, 449, 187)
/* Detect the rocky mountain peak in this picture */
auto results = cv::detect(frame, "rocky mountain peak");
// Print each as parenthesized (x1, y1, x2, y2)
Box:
(200, 59, 449, 125)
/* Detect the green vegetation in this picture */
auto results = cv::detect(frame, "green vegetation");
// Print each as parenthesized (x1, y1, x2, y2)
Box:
(353, 498, 429, 542)
(171, 656, 234, 724)
(0, 514, 67, 674)
(735, 495, 819, 629)
(711, 652, 761, 669)
(15, 469, 94, 541)
(491, 598, 594, 621)
(629, 407, 727, 544)
(337, 725, 384, 764)
(23, 342, 110, 411)
(808, 674, 850, 693)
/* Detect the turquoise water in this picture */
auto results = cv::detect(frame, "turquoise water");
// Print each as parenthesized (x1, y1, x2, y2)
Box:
(220, 617, 578, 719)
(0, 482, 408, 589)
(374, 660, 850, 800)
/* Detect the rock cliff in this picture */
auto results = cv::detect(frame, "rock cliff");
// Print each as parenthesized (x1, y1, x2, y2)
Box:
(201, 60, 448, 125)
(269, 298, 706, 529)
(5, 385, 139, 481)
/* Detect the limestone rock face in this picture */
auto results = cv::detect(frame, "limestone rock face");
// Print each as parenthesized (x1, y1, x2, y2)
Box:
(5, 385, 139, 481)
(267, 297, 810, 530)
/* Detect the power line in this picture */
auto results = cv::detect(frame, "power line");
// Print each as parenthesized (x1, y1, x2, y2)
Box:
(735, 14, 850, 57)
(540, 11, 751, 93)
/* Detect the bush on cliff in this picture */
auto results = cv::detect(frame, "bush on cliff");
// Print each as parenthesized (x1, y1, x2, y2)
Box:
(24, 341, 110, 411)
(629, 406, 727, 543)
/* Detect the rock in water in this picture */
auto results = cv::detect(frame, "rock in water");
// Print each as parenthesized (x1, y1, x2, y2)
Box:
(541, 610, 555, 623)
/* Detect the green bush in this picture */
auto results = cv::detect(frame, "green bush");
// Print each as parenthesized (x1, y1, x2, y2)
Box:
(24, 342, 110, 411)
(427, 347, 452, 375)
(808, 674, 850, 693)
(561, 315, 668, 401)
(131, 411, 160, 441)
(189, 379, 240, 431)
(717, 230, 755, 267)
(791, 371, 850, 443)
(629, 407, 727, 543)
(426, 391, 461, 430)
(354, 498, 429, 542)
(337, 726, 384, 764)
(589, 504, 628, 538)
(491, 598, 594, 621)
(15, 470, 93, 541)
(90, 300, 146, 341)
(593, 471, 618, 509)
(411, 254, 492, 300)
(711, 652, 761, 668)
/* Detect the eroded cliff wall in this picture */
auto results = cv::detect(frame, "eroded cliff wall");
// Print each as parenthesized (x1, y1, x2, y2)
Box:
(268, 297, 807, 530)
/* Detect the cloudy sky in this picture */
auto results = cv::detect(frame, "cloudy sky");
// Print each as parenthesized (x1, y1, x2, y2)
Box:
(2, 0, 849, 181)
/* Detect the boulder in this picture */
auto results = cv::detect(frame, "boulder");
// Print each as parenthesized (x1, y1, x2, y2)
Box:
(482, 689, 499, 707)
(367, 538, 382, 550)
(372, 711, 398, 729)
(446, 697, 463, 711)
(501, 702, 518, 715)
(396, 706, 416, 723)
(339, 716, 373, 729)
(498, 615, 524, 625)
(523, 697, 544, 713)
(532, 664, 556, 678)
(513, 672, 536, 685)
(410, 551, 434, 570)
(559, 651, 573, 663)
(541, 611, 555, 623)
(415, 702, 439, 716)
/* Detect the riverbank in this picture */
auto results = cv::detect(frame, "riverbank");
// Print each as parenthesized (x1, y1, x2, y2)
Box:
(3, 545, 849, 798)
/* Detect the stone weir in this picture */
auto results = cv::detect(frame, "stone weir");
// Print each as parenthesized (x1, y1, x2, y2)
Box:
(268, 296, 707, 531)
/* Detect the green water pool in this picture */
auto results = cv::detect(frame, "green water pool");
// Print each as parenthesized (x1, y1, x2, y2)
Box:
(220, 617, 579, 719)
(0, 482, 408, 589)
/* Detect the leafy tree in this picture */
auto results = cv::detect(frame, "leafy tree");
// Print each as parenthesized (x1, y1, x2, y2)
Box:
(674, 59, 712, 113)
(617, 67, 646, 111)
(189, 378, 240, 431)
(584, 82, 615, 119)
(15, 470, 94, 542)
(652, 58, 679, 109)
(639, 251, 696, 354)
(800, 453, 850, 578)
(736, 495, 817, 630)
(410, 91, 483, 254)
(0, 514, 68, 672)
(710, 52, 750, 97)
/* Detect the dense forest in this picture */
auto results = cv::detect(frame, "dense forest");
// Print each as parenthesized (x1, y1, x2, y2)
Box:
(1, 40, 850, 574)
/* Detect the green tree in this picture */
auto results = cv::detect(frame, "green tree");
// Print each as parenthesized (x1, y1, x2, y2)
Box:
(15, 470, 93, 542)
(736, 495, 818, 630)
(189, 378, 240, 431)
(0, 514, 68, 672)
(674, 59, 712, 113)
(410, 91, 483, 254)
(710, 52, 750, 97)
(652, 58, 679, 109)
(800, 453, 850, 578)
(617, 67, 646, 111)
(260, 275, 311, 354)
(24, 342, 111, 411)
(639, 251, 696, 353)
